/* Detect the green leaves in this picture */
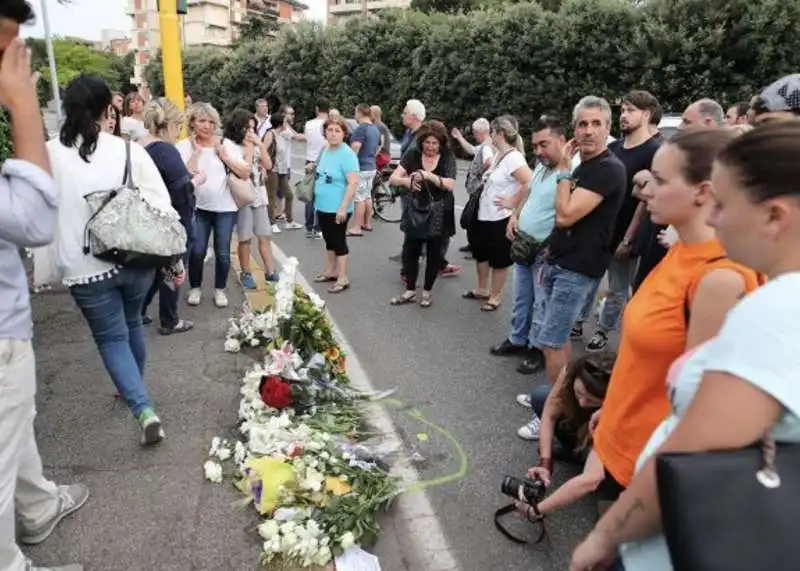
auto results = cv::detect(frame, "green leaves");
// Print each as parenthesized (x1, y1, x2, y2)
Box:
(139, 0, 800, 135)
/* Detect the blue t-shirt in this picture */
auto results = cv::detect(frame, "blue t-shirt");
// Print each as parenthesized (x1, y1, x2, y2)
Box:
(517, 163, 558, 242)
(352, 123, 381, 171)
(313, 145, 360, 214)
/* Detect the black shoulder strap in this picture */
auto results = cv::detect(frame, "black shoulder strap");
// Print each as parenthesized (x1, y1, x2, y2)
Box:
(684, 256, 728, 324)
(494, 504, 547, 545)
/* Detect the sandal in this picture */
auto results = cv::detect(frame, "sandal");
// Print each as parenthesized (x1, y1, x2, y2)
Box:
(314, 274, 338, 283)
(462, 289, 490, 300)
(362, 225, 374, 232)
(158, 320, 194, 336)
(328, 282, 350, 294)
(390, 292, 417, 306)
(480, 300, 502, 312)
(420, 293, 432, 308)
(346, 231, 364, 237)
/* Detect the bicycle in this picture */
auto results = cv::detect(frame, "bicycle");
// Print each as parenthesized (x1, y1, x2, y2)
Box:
(371, 169, 403, 224)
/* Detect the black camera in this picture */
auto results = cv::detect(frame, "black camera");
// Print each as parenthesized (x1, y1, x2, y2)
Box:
(500, 475, 546, 505)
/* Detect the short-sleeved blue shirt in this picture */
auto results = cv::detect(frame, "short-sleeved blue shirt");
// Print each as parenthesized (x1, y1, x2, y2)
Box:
(313, 145, 360, 214)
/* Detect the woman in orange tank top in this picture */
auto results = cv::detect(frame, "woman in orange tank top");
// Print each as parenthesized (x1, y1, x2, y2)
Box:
(590, 128, 763, 492)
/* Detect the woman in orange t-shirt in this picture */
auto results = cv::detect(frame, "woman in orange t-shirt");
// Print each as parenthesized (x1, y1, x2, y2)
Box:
(592, 128, 763, 490)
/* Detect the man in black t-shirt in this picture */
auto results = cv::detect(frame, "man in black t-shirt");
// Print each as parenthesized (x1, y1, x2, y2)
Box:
(533, 96, 626, 386)
(576, 91, 663, 352)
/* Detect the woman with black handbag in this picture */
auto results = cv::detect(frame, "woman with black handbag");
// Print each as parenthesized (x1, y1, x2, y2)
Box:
(570, 123, 800, 571)
(389, 121, 457, 308)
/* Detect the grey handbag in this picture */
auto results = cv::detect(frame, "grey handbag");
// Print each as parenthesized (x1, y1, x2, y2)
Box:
(83, 140, 187, 268)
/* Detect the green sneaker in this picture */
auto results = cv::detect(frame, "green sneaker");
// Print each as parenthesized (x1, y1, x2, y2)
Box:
(137, 408, 164, 446)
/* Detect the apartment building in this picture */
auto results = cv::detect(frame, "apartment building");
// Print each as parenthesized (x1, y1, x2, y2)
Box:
(326, 0, 409, 24)
(127, 0, 280, 89)
(277, 0, 309, 24)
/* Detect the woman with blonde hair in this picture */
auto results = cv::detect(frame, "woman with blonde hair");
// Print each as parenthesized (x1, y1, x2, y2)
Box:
(139, 97, 206, 334)
(176, 102, 243, 308)
(463, 115, 532, 311)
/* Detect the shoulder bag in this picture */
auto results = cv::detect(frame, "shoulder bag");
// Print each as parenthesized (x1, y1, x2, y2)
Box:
(657, 434, 800, 571)
(225, 139, 257, 208)
(295, 147, 325, 204)
(459, 149, 514, 230)
(401, 176, 444, 239)
(83, 140, 187, 268)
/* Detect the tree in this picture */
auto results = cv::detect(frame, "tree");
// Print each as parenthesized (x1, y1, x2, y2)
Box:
(237, 13, 280, 42)
(410, 0, 477, 14)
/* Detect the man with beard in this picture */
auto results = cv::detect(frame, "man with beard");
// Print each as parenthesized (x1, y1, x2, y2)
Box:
(490, 117, 573, 439)
(577, 91, 662, 352)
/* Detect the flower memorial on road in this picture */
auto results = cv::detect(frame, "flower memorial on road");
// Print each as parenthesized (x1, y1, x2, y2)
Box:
(210, 258, 398, 569)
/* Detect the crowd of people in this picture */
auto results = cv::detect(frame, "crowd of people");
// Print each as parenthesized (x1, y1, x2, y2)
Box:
(2, 0, 800, 568)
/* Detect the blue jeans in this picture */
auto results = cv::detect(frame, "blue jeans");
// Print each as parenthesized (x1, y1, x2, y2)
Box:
(509, 253, 548, 348)
(70, 267, 156, 417)
(534, 263, 599, 349)
(304, 201, 318, 232)
(190, 209, 236, 290)
(579, 256, 637, 330)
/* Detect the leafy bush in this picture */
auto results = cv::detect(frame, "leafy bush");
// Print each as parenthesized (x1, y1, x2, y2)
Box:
(143, 0, 800, 134)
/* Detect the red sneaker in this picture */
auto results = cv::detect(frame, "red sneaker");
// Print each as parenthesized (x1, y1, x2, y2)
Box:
(439, 264, 461, 277)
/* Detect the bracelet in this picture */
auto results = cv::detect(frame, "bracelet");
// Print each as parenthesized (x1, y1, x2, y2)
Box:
(537, 456, 554, 472)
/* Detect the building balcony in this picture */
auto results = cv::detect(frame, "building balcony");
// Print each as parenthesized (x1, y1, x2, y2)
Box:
(328, 0, 409, 13)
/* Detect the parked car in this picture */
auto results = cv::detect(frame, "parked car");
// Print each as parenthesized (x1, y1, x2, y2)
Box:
(657, 113, 682, 139)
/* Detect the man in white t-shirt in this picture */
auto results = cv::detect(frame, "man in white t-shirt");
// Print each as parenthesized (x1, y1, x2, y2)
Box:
(255, 98, 271, 139)
(303, 98, 330, 238)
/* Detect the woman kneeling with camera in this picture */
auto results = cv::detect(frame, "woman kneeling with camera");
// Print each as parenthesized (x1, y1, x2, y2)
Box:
(515, 352, 618, 520)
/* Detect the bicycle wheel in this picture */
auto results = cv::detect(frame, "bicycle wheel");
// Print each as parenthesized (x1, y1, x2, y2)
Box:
(372, 180, 403, 223)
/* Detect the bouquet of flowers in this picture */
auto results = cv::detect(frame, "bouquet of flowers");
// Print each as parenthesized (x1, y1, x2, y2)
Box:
(209, 261, 399, 569)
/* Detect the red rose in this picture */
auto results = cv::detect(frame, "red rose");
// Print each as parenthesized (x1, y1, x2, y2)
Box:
(260, 375, 294, 410)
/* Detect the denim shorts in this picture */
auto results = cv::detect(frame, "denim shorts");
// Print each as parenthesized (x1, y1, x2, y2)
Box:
(533, 263, 599, 349)
(354, 170, 376, 203)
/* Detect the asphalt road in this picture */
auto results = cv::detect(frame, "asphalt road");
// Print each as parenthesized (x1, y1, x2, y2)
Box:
(269, 142, 604, 571)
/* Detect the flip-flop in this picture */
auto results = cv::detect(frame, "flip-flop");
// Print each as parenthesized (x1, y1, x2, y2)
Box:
(314, 274, 338, 283)
(361, 226, 374, 232)
(346, 231, 364, 237)
(462, 290, 490, 300)
(390, 293, 417, 305)
(480, 301, 502, 312)
(328, 282, 350, 294)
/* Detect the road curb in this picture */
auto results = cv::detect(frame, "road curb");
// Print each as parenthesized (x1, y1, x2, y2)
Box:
(231, 238, 460, 571)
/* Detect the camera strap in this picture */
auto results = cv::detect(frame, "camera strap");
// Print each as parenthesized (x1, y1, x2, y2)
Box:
(494, 504, 547, 544)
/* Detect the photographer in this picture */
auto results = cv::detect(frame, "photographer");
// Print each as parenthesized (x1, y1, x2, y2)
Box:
(513, 353, 619, 520)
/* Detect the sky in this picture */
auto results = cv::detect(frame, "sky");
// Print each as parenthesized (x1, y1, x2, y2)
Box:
(21, 0, 326, 42)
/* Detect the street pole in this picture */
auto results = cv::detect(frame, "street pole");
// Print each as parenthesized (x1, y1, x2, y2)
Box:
(40, 0, 61, 125)
(158, 0, 186, 111)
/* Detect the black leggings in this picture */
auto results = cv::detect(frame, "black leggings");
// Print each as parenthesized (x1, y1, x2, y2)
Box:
(404, 236, 444, 291)
(318, 211, 350, 256)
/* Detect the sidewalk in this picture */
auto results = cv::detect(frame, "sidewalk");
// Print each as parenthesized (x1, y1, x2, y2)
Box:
(24, 268, 440, 570)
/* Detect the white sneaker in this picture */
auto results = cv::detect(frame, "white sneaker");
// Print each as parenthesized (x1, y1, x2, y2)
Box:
(271, 224, 282, 234)
(204, 248, 213, 263)
(214, 289, 228, 307)
(516, 394, 532, 408)
(187, 288, 201, 306)
(285, 221, 303, 230)
(517, 414, 541, 440)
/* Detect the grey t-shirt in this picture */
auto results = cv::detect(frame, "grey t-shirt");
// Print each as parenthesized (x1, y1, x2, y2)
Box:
(375, 121, 392, 156)
(352, 123, 381, 171)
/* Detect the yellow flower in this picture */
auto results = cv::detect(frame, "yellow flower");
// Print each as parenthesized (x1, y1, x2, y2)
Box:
(325, 476, 352, 496)
(323, 346, 340, 361)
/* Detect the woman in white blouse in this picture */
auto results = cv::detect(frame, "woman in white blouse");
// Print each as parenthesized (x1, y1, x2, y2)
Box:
(464, 115, 532, 311)
(44, 74, 179, 446)
(176, 102, 242, 308)
(120, 91, 147, 142)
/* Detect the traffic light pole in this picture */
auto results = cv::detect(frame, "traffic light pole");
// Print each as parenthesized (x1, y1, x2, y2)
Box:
(158, 0, 186, 110)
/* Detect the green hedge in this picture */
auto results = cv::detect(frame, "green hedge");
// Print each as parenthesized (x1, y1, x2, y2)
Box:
(143, 0, 799, 135)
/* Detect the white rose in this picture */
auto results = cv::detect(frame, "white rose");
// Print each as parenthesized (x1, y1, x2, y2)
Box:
(223, 338, 241, 353)
(203, 460, 223, 483)
(339, 531, 356, 550)
(279, 521, 296, 535)
(250, 337, 260, 347)
(282, 531, 299, 549)
(258, 520, 280, 540)
(216, 447, 232, 461)
(313, 546, 333, 567)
